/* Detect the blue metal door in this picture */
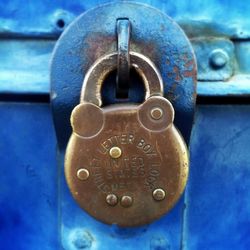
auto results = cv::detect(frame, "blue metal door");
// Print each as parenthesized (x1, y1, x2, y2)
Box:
(0, 1, 249, 249)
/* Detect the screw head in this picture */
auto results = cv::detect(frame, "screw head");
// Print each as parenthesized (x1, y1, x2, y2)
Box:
(153, 188, 166, 201)
(109, 146, 122, 159)
(150, 107, 163, 120)
(120, 195, 133, 207)
(71, 229, 93, 249)
(106, 194, 118, 206)
(77, 168, 89, 180)
(209, 49, 228, 69)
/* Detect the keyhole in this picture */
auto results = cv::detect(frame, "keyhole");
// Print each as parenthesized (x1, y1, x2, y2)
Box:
(101, 67, 145, 106)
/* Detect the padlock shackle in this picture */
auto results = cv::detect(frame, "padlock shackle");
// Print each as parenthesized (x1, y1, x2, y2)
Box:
(80, 51, 164, 106)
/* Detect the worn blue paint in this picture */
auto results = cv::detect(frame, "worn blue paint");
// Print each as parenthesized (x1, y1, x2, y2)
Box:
(192, 38, 234, 81)
(198, 76, 250, 96)
(184, 106, 250, 250)
(1, 0, 250, 39)
(0, 39, 54, 95)
(50, 2, 197, 149)
(1, 2, 250, 97)
(1, 39, 250, 97)
(0, 104, 58, 250)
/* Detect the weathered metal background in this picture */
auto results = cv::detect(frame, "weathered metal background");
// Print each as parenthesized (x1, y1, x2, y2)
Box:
(0, 1, 250, 250)
(1, 0, 250, 39)
(1, 1, 250, 97)
(50, 2, 197, 149)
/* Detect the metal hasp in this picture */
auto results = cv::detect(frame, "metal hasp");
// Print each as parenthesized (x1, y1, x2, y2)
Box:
(116, 18, 131, 98)
(51, 2, 197, 151)
(50, 2, 196, 226)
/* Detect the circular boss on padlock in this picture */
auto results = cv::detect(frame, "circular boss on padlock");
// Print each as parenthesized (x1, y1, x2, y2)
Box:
(65, 51, 189, 227)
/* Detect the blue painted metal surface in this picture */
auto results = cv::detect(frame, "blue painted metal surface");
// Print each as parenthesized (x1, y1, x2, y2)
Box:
(184, 106, 250, 250)
(1, 39, 250, 97)
(1, 0, 250, 250)
(192, 38, 235, 81)
(0, 104, 58, 250)
(1, 1, 250, 97)
(1, 0, 250, 39)
(0, 39, 54, 95)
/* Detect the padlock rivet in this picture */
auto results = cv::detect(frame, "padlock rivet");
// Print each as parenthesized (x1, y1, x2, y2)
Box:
(77, 168, 89, 180)
(120, 195, 133, 207)
(106, 194, 118, 206)
(150, 107, 163, 120)
(109, 146, 122, 159)
(153, 188, 166, 201)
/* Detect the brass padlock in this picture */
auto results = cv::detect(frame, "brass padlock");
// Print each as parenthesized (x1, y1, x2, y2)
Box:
(65, 51, 189, 227)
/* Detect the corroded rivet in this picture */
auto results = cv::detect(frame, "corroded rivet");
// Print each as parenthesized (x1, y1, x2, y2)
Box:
(77, 168, 89, 180)
(150, 107, 163, 120)
(120, 195, 133, 207)
(106, 194, 118, 206)
(153, 188, 166, 201)
(209, 49, 228, 69)
(71, 228, 93, 249)
(109, 146, 122, 159)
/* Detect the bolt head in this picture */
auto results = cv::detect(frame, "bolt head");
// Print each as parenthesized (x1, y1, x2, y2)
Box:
(150, 107, 163, 120)
(109, 146, 122, 159)
(209, 49, 228, 69)
(120, 195, 133, 207)
(153, 188, 166, 201)
(77, 168, 89, 180)
(106, 194, 118, 206)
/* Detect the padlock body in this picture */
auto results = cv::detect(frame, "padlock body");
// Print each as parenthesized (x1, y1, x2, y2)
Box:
(65, 99, 188, 227)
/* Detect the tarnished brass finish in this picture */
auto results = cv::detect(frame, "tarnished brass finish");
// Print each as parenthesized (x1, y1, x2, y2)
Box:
(77, 168, 89, 181)
(109, 146, 122, 159)
(65, 52, 189, 227)
(106, 194, 118, 206)
(80, 52, 163, 106)
(65, 96, 188, 226)
(150, 107, 163, 120)
(120, 195, 133, 208)
(153, 188, 166, 201)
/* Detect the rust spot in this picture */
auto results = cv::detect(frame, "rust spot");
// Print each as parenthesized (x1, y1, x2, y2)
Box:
(166, 81, 180, 103)
(173, 66, 182, 82)
(167, 72, 173, 78)
(173, 66, 178, 72)
(183, 71, 193, 77)
(181, 53, 188, 61)
(133, 40, 157, 60)
(184, 59, 194, 68)
(183, 59, 197, 82)
(168, 82, 178, 95)
(166, 91, 180, 102)
(193, 92, 197, 101)
(84, 33, 116, 67)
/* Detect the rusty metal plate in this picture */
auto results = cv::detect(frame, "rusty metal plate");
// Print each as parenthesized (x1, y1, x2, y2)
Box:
(51, 2, 197, 150)
(65, 96, 189, 227)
